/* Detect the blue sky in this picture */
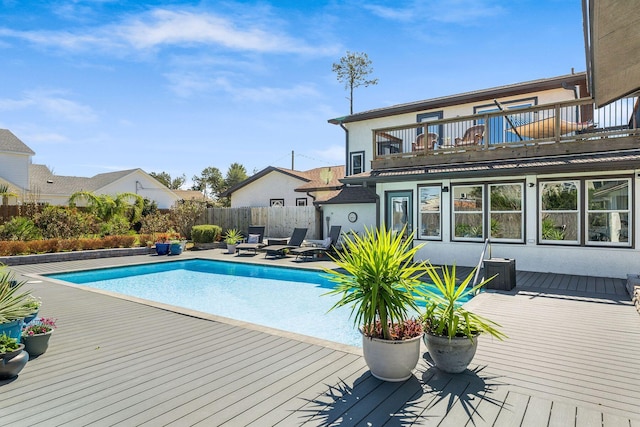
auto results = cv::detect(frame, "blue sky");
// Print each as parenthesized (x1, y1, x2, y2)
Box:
(0, 0, 586, 187)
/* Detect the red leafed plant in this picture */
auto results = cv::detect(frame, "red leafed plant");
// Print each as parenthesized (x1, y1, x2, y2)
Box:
(22, 317, 57, 336)
(361, 318, 423, 340)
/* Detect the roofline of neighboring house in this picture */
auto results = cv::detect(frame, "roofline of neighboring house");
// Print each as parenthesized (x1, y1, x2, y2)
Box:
(220, 166, 310, 197)
(294, 185, 343, 192)
(328, 72, 587, 125)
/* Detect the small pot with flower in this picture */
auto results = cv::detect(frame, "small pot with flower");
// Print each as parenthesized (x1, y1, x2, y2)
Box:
(23, 295, 42, 325)
(324, 226, 427, 382)
(0, 333, 28, 379)
(22, 317, 56, 357)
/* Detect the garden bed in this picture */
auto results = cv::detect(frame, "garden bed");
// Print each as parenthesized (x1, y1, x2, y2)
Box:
(0, 247, 154, 266)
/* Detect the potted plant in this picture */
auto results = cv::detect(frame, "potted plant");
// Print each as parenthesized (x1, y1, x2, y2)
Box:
(419, 263, 507, 373)
(22, 317, 56, 357)
(23, 294, 41, 325)
(0, 267, 33, 342)
(154, 233, 170, 255)
(224, 229, 243, 254)
(0, 333, 28, 379)
(169, 239, 184, 255)
(324, 226, 427, 382)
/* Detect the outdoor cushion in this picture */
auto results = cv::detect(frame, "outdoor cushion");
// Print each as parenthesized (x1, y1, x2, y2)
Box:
(247, 234, 260, 244)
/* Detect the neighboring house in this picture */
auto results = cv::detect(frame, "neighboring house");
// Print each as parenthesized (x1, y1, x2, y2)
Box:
(0, 129, 180, 209)
(328, 70, 640, 279)
(172, 189, 211, 203)
(222, 165, 345, 208)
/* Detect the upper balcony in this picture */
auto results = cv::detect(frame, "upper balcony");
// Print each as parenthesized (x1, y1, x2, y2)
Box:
(371, 97, 640, 170)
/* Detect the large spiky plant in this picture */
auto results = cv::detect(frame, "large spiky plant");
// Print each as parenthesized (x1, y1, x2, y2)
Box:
(419, 262, 506, 341)
(0, 266, 33, 324)
(324, 226, 427, 341)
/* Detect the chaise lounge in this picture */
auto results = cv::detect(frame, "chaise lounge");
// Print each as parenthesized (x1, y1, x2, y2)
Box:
(235, 226, 266, 255)
(261, 227, 308, 258)
(291, 225, 342, 261)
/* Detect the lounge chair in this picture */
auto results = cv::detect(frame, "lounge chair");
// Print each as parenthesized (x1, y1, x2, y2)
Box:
(235, 226, 266, 255)
(262, 228, 308, 258)
(455, 124, 485, 146)
(291, 225, 342, 261)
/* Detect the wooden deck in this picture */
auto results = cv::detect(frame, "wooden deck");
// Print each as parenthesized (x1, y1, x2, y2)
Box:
(1, 251, 639, 426)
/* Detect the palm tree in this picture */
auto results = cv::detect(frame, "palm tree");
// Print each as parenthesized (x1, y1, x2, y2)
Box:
(68, 191, 144, 224)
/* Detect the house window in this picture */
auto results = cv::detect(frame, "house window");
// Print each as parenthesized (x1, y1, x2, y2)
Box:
(489, 183, 524, 242)
(452, 184, 483, 241)
(270, 199, 284, 207)
(350, 151, 364, 175)
(540, 181, 580, 244)
(586, 179, 630, 246)
(418, 186, 441, 240)
(296, 198, 307, 206)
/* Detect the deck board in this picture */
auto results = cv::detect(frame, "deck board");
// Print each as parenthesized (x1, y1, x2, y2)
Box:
(1, 251, 639, 426)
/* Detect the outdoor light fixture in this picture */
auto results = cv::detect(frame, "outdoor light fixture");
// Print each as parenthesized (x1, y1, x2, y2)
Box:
(442, 186, 449, 192)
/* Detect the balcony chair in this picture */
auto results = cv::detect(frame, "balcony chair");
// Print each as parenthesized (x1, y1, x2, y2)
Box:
(411, 132, 440, 152)
(455, 124, 485, 146)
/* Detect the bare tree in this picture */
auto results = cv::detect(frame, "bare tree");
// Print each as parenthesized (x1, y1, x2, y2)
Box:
(332, 51, 379, 114)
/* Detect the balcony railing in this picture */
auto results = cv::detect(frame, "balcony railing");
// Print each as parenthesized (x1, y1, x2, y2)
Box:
(372, 97, 640, 161)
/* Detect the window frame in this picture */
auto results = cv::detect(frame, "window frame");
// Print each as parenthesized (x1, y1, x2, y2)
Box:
(417, 185, 442, 241)
(296, 198, 307, 206)
(451, 183, 485, 242)
(270, 198, 284, 207)
(488, 182, 525, 243)
(585, 177, 632, 247)
(538, 180, 581, 245)
(350, 151, 365, 176)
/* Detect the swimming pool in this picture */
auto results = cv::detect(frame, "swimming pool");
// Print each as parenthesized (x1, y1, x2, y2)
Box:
(46, 259, 467, 347)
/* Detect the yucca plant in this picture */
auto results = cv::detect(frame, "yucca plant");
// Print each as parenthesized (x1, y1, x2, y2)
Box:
(0, 266, 33, 324)
(419, 262, 506, 341)
(224, 229, 243, 245)
(324, 226, 427, 341)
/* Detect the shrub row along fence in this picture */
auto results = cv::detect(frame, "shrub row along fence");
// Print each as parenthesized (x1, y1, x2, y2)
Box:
(197, 206, 321, 240)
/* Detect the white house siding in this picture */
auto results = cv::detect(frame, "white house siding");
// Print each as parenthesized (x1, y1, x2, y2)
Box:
(321, 203, 376, 238)
(100, 172, 179, 209)
(231, 172, 309, 207)
(0, 152, 30, 190)
(345, 87, 576, 175)
(377, 169, 640, 279)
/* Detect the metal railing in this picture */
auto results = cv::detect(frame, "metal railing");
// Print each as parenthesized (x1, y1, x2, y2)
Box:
(373, 97, 639, 159)
(472, 238, 491, 288)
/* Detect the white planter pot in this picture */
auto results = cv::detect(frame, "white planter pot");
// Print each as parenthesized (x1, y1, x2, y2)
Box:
(227, 244, 237, 254)
(423, 332, 478, 374)
(361, 331, 422, 382)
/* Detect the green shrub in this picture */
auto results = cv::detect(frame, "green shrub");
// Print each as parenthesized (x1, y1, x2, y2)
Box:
(139, 211, 174, 234)
(99, 215, 131, 237)
(170, 201, 205, 239)
(0, 217, 42, 241)
(34, 206, 99, 239)
(191, 225, 221, 243)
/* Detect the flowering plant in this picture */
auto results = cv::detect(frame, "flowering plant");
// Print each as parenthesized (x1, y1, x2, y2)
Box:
(24, 294, 42, 313)
(22, 317, 57, 336)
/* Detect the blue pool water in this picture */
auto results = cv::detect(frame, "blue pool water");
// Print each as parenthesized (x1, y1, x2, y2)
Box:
(46, 259, 467, 347)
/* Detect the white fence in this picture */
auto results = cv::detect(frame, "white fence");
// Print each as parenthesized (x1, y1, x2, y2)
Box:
(199, 206, 321, 239)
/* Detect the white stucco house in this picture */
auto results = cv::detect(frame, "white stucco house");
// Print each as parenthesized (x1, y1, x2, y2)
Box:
(222, 165, 345, 208)
(0, 129, 180, 209)
(327, 71, 640, 279)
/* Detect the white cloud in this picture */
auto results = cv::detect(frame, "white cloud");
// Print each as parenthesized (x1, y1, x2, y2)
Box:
(0, 90, 97, 122)
(364, 1, 504, 25)
(0, 7, 339, 57)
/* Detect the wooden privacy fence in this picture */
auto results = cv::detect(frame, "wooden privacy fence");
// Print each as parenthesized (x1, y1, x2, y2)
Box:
(198, 206, 321, 239)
